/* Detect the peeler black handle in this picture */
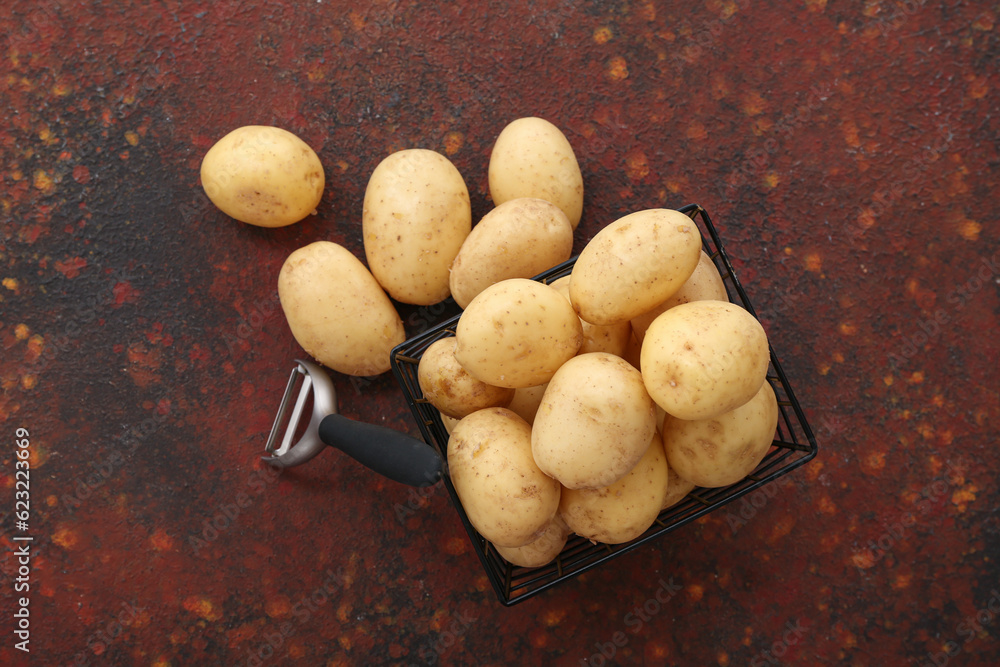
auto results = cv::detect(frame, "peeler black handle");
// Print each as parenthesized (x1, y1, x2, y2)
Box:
(318, 414, 444, 487)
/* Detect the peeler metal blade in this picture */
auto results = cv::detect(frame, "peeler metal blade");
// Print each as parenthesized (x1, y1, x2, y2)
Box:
(259, 358, 444, 486)
(261, 359, 337, 468)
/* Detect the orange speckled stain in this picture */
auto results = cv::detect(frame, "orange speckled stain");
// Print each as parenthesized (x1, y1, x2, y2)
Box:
(593, 26, 613, 44)
(444, 536, 467, 555)
(606, 56, 629, 81)
(264, 594, 292, 618)
(183, 596, 222, 622)
(686, 121, 708, 141)
(624, 149, 650, 181)
(741, 91, 767, 117)
(149, 529, 175, 551)
(52, 525, 81, 550)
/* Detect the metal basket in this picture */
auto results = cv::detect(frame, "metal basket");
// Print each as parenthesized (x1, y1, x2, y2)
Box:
(390, 204, 819, 606)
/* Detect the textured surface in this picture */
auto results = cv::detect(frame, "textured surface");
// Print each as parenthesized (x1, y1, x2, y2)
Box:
(2, 1, 998, 665)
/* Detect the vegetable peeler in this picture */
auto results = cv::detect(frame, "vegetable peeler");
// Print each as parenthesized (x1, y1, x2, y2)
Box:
(262, 359, 444, 487)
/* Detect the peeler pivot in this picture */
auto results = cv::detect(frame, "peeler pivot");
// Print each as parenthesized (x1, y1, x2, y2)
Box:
(262, 359, 443, 487)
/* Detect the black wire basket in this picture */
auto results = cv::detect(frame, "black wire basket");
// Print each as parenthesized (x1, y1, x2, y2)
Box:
(390, 203, 818, 606)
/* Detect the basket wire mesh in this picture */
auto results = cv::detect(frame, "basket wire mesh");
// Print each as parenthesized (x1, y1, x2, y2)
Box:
(390, 204, 818, 605)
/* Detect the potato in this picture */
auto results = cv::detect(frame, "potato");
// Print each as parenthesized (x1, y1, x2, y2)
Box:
(488, 117, 584, 229)
(549, 276, 631, 357)
(641, 300, 770, 420)
(278, 241, 404, 376)
(662, 381, 779, 488)
(631, 251, 729, 344)
(559, 431, 669, 544)
(532, 353, 657, 489)
(449, 198, 574, 309)
(440, 413, 460, 434)
(492, 515, 571, 568)
(661, 460, 697, 511)
(200, 125, 324, 227)
(362, 149, 471, 305)
(570, 209, 702, 325)
(655, 404, 667, 432)
(506, 383, 549, 426)
(417, 338, 515, 419)
(454, 279, 583, 388)
(448, 408, 561, 548)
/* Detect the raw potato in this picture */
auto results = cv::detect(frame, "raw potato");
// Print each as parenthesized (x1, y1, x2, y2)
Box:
(488, 117, 584, 229)
(440, 413, 460, 434)
(559, 431, 669, 544)
(631, 251, 729, 344)
(663, 381, 779, 488)
(417, 338, 515, 419)
(570, 209, 702, 325)
(506, 383, 549, 426)
(449, 198, 574, 309)
(278, 242, 404, 376)
(492, 515, 571, 568)
(447, 408, 561, 548)
(549, 276, 631, 357)
(363, 149, 471, 305)
(532, 353, 657, 489)
(641, 300, 770, 421)
(200, 125, 324, 227)
(661, 460, 697, 510)
(655, 405, 667, 432)
(454, 279, 583, 389)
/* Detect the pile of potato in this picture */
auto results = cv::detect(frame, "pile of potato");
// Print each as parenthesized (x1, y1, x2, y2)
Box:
(423, 207, 778, 566)
(199, 118, 779, 568)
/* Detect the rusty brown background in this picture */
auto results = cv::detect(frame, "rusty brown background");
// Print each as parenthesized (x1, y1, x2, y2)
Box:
(2, 0, 998, 665)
